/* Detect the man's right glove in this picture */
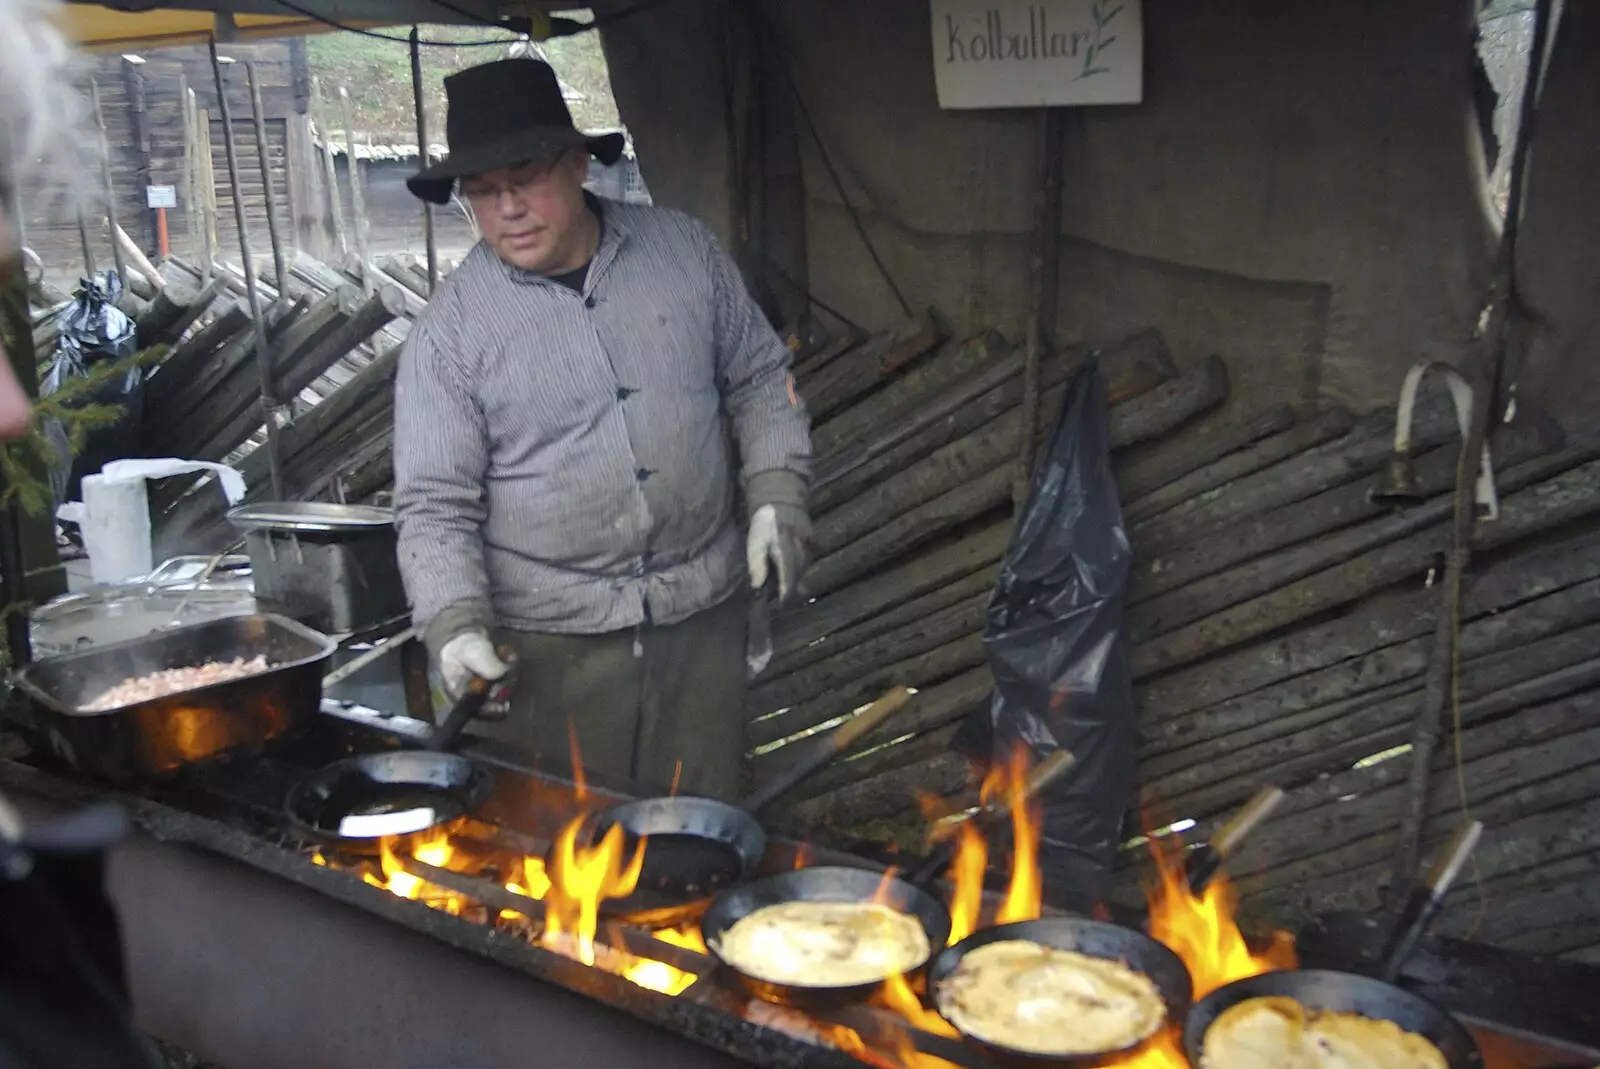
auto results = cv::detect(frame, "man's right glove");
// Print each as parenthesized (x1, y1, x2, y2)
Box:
(437, 629, 510, 701)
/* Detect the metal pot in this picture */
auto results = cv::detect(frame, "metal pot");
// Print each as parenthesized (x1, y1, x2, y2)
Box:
(30, 575, 257, 660)
(228, 503, 407, 635)
(11, 613, 337, 783)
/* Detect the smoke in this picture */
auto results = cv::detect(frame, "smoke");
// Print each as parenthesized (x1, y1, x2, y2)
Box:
(0, 0, 93, 226)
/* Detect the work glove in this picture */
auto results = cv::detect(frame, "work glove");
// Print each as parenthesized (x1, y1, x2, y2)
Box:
(745, 470, 811, 604)
(437, 629, 511, 701)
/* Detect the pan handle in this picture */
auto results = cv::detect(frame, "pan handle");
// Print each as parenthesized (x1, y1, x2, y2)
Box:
(428, 646, 517, 752)
(1185, 785, 1286, 895)
(1377, 820, 1483, 982)
(740, 686, 913, 814)
(911, 747, 1077, 887)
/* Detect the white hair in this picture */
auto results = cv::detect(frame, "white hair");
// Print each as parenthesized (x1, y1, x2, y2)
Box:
(0, 0, 87, 199)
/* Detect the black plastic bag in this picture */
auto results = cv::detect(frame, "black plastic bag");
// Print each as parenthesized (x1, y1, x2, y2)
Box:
(953, 358, 1136, 910)
(40, 272, 142, 507)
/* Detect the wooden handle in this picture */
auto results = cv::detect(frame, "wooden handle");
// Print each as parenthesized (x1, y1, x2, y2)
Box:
(1210, 786, 1285, 858)
(828, 686, 913, 752)
(1023, 749, 1076, 798)
(1423, 820, 1483, 898)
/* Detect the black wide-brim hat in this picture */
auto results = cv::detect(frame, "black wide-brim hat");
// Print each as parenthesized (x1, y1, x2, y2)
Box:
(407, 58, 625, 205)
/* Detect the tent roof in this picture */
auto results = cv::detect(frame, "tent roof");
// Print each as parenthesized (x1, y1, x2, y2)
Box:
(57, 4, 394, 50)
(57, 0, 552, 50)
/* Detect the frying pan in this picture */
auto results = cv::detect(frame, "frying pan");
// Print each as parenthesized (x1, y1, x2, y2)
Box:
(697, 749, 1078, 1009)
(284, 666, 513, 854)
(700, 864, 953, 1009)
(1182, 820, 1486, 1069)
(573, 686, 915, 927)
(926, 916, 1194, 1066)
(910, 781, 1280, 1064)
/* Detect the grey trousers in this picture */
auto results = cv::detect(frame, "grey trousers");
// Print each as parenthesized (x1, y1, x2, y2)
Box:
(483, 592, 749, 801)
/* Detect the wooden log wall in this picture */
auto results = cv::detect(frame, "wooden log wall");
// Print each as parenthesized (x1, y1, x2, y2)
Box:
(741, 312, 1600, 962)
(146, 250, 441, 561)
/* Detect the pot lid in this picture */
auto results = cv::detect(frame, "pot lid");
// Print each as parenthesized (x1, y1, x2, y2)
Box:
(226, 502, 394, 533)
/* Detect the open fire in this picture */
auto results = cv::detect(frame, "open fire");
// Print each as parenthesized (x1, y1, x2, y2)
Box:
(320, 746, 1295, 1068)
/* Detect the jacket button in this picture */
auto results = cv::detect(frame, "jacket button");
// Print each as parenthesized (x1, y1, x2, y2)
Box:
(585, 296, 597, 309)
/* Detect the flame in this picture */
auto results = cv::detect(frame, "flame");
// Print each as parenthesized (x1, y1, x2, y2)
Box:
(1144, 834, 1295, 999)
(1104, 829, 1297, 1069)
(623, 925, 706, 996)
(987, 747, 1042, 925)
(542, 817, 645, 966)
(944, 821, 986, 945)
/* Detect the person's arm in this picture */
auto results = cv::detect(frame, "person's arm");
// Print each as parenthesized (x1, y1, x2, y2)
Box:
(700, 222, 813, 506)
(392, 317, 494, 658)
(698, 221, 814, 598)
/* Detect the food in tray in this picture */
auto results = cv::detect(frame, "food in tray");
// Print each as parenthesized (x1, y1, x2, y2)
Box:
(932, 940, 1166, 1056)
(711, 900, 932, 987)
(1202, 996, 1448, 1069)
(79, 655, 272, 711)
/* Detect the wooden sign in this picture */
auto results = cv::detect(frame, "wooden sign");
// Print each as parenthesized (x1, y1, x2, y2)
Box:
(930, 0, 1143, 109)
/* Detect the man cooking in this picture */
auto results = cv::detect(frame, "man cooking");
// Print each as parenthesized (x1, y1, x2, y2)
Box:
(395, 58, 812, 801)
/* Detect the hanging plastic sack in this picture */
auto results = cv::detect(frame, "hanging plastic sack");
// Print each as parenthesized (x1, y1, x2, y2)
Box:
(39, 271, 142, 508)
(952, 357, 1136, 911)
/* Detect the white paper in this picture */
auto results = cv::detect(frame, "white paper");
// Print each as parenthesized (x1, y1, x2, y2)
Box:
(58, 458, 247, 585)
(99, 458, 246, 504)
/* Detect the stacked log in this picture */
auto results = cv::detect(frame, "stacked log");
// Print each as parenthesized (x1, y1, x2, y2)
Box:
(146, 250, 437, 557)
(757, 313, 1600, 958)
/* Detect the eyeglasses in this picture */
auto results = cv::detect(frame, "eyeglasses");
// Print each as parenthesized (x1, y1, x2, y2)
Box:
(460, 156, 566, 203)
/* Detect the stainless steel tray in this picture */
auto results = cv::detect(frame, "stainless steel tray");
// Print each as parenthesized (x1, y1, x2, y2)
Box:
(12, 613, 337, 782)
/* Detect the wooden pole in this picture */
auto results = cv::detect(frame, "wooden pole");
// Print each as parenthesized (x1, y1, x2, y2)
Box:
(338, 86, 373, 295)
(1389, 0, 1556, 894)
(1015, 107, 1065, 507)
(409, 28, 438, 293)
(180, 81, 198, 260)
(195, 98, 217, 279)
(121, 58, 156, 251)
(246, 62, 290, 298)
(311, 77, 347, 257)
(209, 42, 284, 498)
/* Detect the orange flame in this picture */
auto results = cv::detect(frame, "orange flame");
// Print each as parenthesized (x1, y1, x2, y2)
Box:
(543, 817, 646, 966)
(945, 821, 987, 945)
(1144, 834, 1295, 999)
(988, 747, 1042, 925)
(1104, 830, 1297, 1069)
(623, 925, 705, 996)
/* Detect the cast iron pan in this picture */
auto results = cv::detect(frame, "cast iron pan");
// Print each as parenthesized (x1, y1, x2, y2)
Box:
(285, 749, 493, 854)
(571, 686, 915, 927)
(925, 916, 1194, 1066)
(284, 666, 512, 854)
(1182, 821, 1486, 1069)
(700, 865, 953, 1010)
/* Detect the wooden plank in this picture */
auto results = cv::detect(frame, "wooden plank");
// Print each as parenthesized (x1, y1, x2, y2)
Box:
(749, 590, 989, 725)
(1122, 407, 1356, 524)
(1138, 621, 1600, 824)
(1139, 570, 1600, 762)
(811, 330, 1011, 458)
(748, 631, 986, 764)
(1131, 392, 1465, 554)
(1114, 404, 1297, 505)
(802, 464, 1013, 598)
(1129, 453, 1600, 680)
(1125, 421, 1570, 644)
(1135, 521, 1600, 722)
(763, 561, 999, 680)
(1127, 417, 1563, 607)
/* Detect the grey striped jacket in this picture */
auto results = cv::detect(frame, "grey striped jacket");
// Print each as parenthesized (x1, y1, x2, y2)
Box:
(392, 198, 812, 639)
